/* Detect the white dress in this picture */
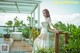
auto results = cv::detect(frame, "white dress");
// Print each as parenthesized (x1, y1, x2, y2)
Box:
(33, 17, 55, 53)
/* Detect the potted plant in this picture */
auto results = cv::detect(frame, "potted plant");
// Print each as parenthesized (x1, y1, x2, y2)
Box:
(27, 16, 40, 40)
(31, 27, 40, 41)
(21, 26, 31, 43)
(11, 17, 23, 41)
(22, 16, 32, 39)
(4, 21, 13, 38)
(22, 26, 30, 38)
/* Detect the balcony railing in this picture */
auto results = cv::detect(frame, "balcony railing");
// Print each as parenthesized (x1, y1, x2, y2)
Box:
(55, 32, 69, 53)
(0, 26, 21, 34)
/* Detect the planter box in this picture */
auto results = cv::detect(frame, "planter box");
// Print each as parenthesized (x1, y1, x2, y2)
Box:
(11, 32, 22, 41)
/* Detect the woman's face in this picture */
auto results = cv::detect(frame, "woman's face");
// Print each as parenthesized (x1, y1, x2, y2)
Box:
(43, 11, 47, 18)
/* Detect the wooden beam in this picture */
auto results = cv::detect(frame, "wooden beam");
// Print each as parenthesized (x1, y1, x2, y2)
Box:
(55, 33, 59, 53)
(55, 32, 69, 53)
(65, 33, 69, 44)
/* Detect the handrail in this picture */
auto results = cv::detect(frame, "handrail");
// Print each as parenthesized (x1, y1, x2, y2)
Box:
(55, 32, 69, 53)
(0, 26, 21, 32)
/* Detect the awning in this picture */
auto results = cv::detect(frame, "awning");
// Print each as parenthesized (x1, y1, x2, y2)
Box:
(0, 0, 41, 14)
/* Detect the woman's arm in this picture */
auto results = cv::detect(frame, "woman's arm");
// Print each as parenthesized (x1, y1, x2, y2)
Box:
(47, 23, 59, 33)
(48, 28, 59, 33)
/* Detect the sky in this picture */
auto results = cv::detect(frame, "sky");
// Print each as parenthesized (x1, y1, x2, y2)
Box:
(40, 0, 80, 26)
(40, 0, 80, 14)
(0, 0, 80, 26)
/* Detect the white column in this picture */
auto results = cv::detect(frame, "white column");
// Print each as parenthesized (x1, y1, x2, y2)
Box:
(31, 13, 32, 26)
(33, 11, 35, 27)
(38, 3, 40, 28)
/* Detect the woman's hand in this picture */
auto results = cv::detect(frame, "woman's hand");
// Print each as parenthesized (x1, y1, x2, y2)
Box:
(48, 29, 59, 34)
(54, 29, 59, 34)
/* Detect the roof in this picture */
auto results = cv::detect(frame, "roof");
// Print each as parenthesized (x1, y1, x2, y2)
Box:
(0, 0, 41, 14)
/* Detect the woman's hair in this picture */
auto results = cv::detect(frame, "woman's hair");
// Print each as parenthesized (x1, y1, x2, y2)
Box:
(43, 9, 50, 17)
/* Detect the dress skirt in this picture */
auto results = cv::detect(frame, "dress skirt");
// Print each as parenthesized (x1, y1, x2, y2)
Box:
(32, 32, 55, 53)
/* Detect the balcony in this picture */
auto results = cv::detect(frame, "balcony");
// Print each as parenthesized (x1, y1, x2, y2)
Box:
(0, 0, 79, 53)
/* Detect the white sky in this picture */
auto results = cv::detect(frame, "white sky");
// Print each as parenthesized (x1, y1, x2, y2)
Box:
(0, 0, 80, 26)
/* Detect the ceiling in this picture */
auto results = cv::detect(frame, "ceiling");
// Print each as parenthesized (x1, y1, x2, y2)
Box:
(0, 0, 41, 14)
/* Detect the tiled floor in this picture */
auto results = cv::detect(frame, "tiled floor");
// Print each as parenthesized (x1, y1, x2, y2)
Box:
(0, 38, 32, 53)
(10, 41, 32, 53)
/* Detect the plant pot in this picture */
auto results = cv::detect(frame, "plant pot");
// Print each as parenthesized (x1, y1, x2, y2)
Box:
(11, 32, 22, 41)
(23, 34, 29, 38)
(4, 34, 10, 38)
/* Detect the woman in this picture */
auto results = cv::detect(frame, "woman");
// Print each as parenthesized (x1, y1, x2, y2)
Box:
(33, 9, 59, 53)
